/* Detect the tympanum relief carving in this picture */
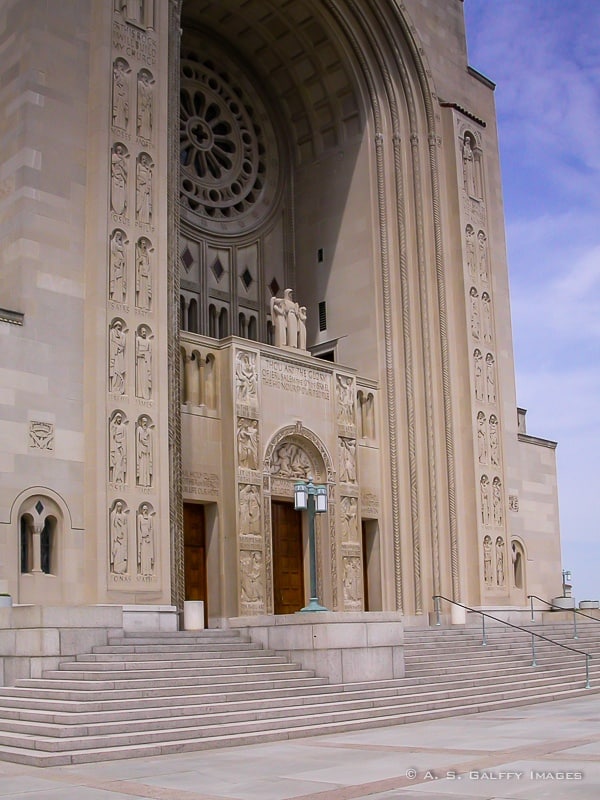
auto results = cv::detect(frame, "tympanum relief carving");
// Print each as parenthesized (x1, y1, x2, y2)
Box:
(271, 442, 311, 479)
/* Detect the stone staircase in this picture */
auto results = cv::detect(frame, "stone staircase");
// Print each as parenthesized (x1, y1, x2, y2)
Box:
(0, 621, 598, 766)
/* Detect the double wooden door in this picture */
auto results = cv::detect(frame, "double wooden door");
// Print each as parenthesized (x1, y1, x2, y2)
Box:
(272, 501, 304, 614)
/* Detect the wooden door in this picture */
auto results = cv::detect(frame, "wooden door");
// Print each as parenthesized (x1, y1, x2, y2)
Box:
(184, 503, 207, 625)
(272, 501, 304, 614)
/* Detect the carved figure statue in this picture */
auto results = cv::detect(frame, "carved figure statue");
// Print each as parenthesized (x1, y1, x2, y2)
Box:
(483, 535, 493, 584)
(485, 353, 496, 404)
(239, 484, 261, 536)
(343, 558, 361, 604)
(477, 411, 487, 464)
(482, 292, 492, 343)
(361, 392, 375, 439)
(240, 551, 262, 604)
(492, 477, 503, 526)
(135, 237, 152, 310)
(336, 375, 355, 426)
(477, 230, 489, 283)
(495, 536, 505, 585)
(340, 496, 358, 542)
(269, 295, 286, 347)
(112, 58, 130, 130)
(109, 320, 127, 395)
(109, 412, 128, 485)
(111, 143, 128, 216)
(237, 418, 259, 470)
(463, 134, 477, 197)
(136, 416, 153, 487)
(339, 438, 357, 483)
(470, 286, 480, 340)
(235, 351, 257, 405)
(136, 152, 153, 224)
(136, 69, 154, 140)
(118, 0, 145, 26)
(110, 500, 128, 574)
(137, 503, 154, 575)
(465, 224, 476, 279)
(271, 442, 311, 479)
(489, 415, 499, 466)
(474, 349, 484, 401)
(283, 289, 299, 348)
(298, 306, 307, 350)
(480, 475, 490, 525)
(135, 326, 152, 400)
(110, 229, 128, 303)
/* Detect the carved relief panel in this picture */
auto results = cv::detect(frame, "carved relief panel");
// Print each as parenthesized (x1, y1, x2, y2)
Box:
(109, 499, 129, 575)
(109, 410, 128, 486)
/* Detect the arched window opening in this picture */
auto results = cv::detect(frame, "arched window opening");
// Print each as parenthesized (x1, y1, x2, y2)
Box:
(188, 299, 199, 333)
(20, 515, 33, 573)
(266, 320, 273, 346)
(239, 312, 247, 339)
(41, 516, 57, 575)
(218, 307, 228, 338)
(248, 315, 257, 341)
(208, 304, 217, 338)
(180, 295, 187, 331)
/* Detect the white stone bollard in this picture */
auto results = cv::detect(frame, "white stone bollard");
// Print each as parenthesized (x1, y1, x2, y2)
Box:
(183, 600, 205, 630)
(451, 604, 466, 625)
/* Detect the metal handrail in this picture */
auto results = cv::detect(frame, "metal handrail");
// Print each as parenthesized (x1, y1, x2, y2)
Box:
(528, 594, 600, 641)
(433, 594, 592, 688)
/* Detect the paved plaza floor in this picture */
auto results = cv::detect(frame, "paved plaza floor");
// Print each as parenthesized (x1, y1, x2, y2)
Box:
(1, 694, 600, 800)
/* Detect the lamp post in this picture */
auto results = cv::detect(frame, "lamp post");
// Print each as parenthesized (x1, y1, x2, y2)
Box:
(562, 569, 572, 597)
(294, 477, 328, 612)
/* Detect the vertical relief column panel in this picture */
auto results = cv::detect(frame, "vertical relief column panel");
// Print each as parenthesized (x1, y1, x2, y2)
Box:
(335, 373, 362, 612)
(100, 0, 169, 600)
(455, 116, 510, 602)
(233, 348, 266, 616)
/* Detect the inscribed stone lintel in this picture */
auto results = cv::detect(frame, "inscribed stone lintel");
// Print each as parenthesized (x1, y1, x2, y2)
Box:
(238, 467, 261, 485)
(182, 469, 220, 497)
(261, 357, 331, 400)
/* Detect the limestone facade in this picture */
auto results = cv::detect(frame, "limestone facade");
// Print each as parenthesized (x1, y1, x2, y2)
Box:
(0, 0, 563, 624)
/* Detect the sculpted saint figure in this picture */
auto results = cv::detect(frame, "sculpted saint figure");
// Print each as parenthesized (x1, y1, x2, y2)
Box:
(240, 551, 262, 604)
(109, 320, 127, 395)
(110, 500, 128, 574)
(283, 289, 299, 348)
(474, 349, 484, 401)
(470, 287, 480, 340)
(135, 326, 152, 400)
(109, 412, 127, 485)
(463, 134, 477, 197)
(495, 536, 505, 585)
(135, 237, 152, 310)
(111, 144, 128, 216)
(239, 484, 260, 536)
(136, 69, 154, 140)
(480, 475, 490, 525)
(136, 153, 153, 224)
(110, 230, 127, 303)
(478, 230, 489, 283)
(482, 293, 492, 343)
(465, 225, 476, 278)
(339, 438, 357, 483)
(483, 535, 493, 584)
(485, 353, 496, 404)
(298, 306, 307, 350)
(343, 558, 361, 604)
(477, 411, 487, 464)
(235, 352, 257, 405)
(136, 416, 153, 487)
(489, 415, 499, 466)
(237, 418, 258, 470)
(112, 59, 130, 130)
(269, 295, 286, 347)
(492, 477, 503, 526)
(137, 503, 154, 575)
(340, 496, 358, 541)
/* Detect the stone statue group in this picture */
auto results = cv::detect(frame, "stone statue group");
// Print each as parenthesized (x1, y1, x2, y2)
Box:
(270, 289, 307, 350)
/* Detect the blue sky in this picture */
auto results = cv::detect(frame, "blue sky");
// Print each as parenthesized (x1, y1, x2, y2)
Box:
(464, 1, 600, 602)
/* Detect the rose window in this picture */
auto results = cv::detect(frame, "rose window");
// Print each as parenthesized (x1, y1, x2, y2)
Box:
(179, 55, 280, 232)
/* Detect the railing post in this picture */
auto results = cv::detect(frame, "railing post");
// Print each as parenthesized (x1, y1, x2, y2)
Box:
(573, 610, 578, 640)
(529, 595, 534, 622)
(434, 595, 441, 626)
(586, 654, 591, 689)
(531, 633, 537, 667)
(481, 614, 487, 646)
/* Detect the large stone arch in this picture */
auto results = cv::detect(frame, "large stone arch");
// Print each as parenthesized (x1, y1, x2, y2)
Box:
(168, 1, 459, 617)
